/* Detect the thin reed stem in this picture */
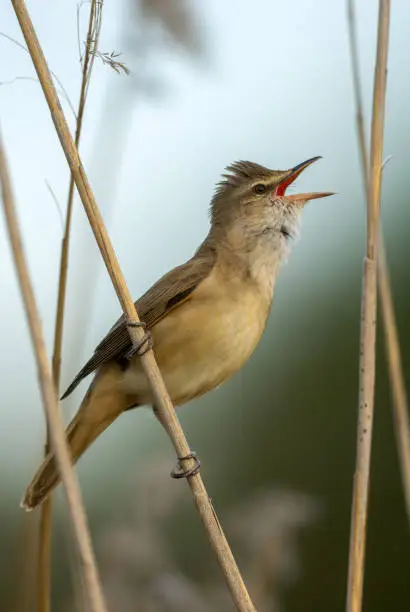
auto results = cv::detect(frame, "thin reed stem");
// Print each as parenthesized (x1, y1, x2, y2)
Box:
(15, 514, 38, 612)
(0, 130, 107, 612)
(37, 2, 104, 610)
(378, 248, 410, 522)
(346, 2, 391, 611)
(347, 0, 410, 528)
(0, 31, 76, 119)
(11, 1, 256, 610)
(36, 505, 51, 612)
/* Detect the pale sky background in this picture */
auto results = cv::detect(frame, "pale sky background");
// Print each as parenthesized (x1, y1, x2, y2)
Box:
(1, 0, 410, 496)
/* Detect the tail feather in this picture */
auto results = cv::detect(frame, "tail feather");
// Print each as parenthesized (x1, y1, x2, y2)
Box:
(22, 371, 131, 510)
(22, 418, 83, 510)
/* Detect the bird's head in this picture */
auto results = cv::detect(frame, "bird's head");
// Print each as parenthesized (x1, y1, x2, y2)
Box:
(210, 157, 334, 261)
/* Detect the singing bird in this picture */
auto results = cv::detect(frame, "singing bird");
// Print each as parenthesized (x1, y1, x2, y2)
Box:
(23, 157, 333, 509)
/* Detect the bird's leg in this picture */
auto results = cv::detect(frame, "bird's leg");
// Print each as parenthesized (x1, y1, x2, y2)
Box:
(125, 320, 153, 359)
(152, 405, 201, 479)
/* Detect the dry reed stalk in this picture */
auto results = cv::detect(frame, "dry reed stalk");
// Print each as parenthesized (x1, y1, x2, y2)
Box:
(378, 249, 410, 523)
(0, 131, 107, 612)
(14, 513, 39, 612)
(11, 1, 256, 610)
(346, 2, 391, 611)
(379, 251, 410, 523)
(37, 2, 103, 610)
(347, 0, 410, 528)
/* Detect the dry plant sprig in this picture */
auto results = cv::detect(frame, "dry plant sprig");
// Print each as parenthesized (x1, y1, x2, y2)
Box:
(0, 31, 76, 119)
(91, 49, 131, 75)
(37, 1, 105, 611)
(347, 0, 410, 527)
(45, 179, 64, 231)
(0, 75, 76, 113)
(346, 2, 391, 612)
(0, 129, 107, 612)
(82, 1, 103, 99)
(11, 1, 256, 610)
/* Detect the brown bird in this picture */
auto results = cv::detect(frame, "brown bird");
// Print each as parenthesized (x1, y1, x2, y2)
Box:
(23, 157, 333, 509)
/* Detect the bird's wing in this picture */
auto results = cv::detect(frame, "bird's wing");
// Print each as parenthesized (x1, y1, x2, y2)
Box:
(61, 247, 216, 399)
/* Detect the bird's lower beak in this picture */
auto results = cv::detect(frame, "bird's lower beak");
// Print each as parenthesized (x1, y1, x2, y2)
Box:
(276, 156, 334, 203)
(289, 191, 335, 202)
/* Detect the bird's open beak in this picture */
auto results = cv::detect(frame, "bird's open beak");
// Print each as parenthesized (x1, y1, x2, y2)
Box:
(276, 156, 335, 202)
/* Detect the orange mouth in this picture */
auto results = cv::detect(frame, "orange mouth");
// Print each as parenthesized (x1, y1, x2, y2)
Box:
(276, 156, 334, 201)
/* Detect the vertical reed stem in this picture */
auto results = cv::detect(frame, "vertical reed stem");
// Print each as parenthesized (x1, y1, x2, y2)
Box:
(37, 2, 103, 609)
(346, 2, 391, 611)
(0, 129, 107, 612)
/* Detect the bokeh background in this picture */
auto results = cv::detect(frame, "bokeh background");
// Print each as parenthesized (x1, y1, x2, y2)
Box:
(1, 0, 410, 610)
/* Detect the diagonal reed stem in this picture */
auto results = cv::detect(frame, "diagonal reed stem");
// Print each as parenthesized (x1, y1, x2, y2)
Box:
(37, 2, 103, 610)
(346, 2, 391, 611)
(0, 129, 107, 612)
(378, 248, 410, 523)
(11, 1, 256, 610)
(347, 0, 410, 528)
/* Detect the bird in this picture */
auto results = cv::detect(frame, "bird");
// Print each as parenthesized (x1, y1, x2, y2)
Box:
(23, 156, 333, 510)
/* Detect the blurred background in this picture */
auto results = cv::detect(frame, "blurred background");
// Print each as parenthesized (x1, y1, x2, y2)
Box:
(1, 0, 410, 610)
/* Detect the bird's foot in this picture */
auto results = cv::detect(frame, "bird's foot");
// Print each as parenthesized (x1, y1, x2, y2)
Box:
(170, 452, 201, 479)
(125, 320, 153, 359)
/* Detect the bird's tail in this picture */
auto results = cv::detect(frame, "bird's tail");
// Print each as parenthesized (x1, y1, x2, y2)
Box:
(22, 371, 129, 510)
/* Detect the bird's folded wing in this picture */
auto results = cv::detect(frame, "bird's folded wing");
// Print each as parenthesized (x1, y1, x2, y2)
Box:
(61, 248, 216, 399)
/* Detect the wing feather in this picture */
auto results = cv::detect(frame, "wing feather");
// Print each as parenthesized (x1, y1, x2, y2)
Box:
(61, 247, 216, 399)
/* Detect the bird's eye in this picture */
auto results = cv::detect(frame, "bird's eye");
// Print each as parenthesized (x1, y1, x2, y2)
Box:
(280, 226, 291, 239)
(253, 183, 267, 194)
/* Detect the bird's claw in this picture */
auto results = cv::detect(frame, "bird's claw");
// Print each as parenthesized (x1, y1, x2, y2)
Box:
(170, 452, 201, 479)
(125, 320, 153, 359)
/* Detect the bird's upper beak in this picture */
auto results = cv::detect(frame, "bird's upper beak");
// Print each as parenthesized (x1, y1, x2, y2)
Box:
(276, 156, 334, 203)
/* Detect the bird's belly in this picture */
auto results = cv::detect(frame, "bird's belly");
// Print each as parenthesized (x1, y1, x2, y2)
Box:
(147, 295, 268, 405)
